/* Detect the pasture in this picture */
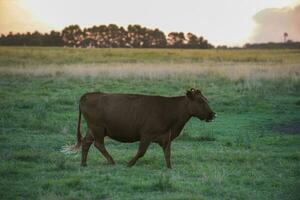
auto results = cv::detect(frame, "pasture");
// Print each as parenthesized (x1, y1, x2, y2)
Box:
(0, 47, 300, 200)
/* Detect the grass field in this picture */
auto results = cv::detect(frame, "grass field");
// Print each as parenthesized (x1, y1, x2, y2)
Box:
(0, 47, 300, 200)
(1, 47, 300, 67)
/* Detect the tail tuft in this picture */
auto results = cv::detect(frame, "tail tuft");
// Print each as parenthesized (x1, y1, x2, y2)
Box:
(60, 143, 81, 154)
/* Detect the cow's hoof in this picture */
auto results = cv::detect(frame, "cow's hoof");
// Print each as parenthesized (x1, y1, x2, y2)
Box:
(127, 163, 134, 167)
(106, 160, 116, 165)
(166, 164, 172, 169)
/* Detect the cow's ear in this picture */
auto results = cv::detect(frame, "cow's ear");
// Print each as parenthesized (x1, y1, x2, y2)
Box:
(186, 90, 195, 100)
(195, 89, 201, 94)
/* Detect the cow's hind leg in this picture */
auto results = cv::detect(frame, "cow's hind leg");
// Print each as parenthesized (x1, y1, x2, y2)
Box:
(127, 136, 151, 167)
(92, 127, 115, 165)
(81, 131, 94, 167)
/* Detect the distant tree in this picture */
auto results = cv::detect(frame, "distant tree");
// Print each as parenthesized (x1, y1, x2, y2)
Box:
(48, 31, 63, 46)
(186, 32, 198, 48)
(5, 32, 15, 46)
(167, 32, 186, 48)
(62, 25, 82, 47)
(31, 31, 43, 46)
(107, 24, 124, 47)
(127, 24, 146, 48)
(150, 29, 167, 48)
(216, 45, 228, 49)
(118, 26, 128, 47)
(284, 32, 288, 43)
(81, 38, 97, 48)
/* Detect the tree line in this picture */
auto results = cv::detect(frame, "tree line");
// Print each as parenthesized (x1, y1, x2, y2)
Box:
(243, 41, 300, 49)
(0, 24, 214, 49)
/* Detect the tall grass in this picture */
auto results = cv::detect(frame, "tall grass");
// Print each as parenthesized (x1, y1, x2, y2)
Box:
(1, 63, 299, 95)
(1, 47, 300, 67)
(1, 62, 299, 80)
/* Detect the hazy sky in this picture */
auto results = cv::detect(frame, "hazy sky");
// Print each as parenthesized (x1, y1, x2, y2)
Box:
(0, 0, 299, 45)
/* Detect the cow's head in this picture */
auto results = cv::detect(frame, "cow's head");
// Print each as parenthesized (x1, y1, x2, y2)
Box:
(186, 88, 216, 122)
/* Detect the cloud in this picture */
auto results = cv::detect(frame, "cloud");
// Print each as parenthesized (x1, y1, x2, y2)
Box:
(251, 4, 300, 43)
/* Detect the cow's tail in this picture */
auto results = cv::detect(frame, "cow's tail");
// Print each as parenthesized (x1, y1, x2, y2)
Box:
(74, 105, 82, 150)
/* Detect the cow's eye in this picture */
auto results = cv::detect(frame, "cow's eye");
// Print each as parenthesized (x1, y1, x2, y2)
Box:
(198, 95, 208, 103)
(197, 98, 204, 104)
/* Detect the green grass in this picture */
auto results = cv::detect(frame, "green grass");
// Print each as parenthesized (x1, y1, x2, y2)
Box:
(1, 47, 300, 67)
(0, 47, 300, 200)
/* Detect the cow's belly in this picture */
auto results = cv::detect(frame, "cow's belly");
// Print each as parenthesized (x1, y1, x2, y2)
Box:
(106, 134, 140, 143)
(101, 114, 145, 143)
(105, 127, 141, 143)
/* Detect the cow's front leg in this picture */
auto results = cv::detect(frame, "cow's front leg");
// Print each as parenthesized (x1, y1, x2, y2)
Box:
(160, 132, 172, 169)
(94, 140, 115, 165)
(163, 142, 172, 169)
(127, 137, 151, 167)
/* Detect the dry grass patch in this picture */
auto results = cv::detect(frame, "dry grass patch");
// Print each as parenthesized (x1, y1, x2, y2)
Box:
(1, 63, 299, 81)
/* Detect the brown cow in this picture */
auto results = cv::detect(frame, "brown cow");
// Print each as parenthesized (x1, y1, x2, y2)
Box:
(73, 88, 216, 168)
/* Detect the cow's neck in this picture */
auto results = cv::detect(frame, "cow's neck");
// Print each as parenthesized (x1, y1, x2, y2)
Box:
(169, 96, 191, 138)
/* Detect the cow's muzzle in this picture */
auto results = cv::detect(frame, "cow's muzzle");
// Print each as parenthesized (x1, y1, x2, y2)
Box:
(205, 112, 216, 122)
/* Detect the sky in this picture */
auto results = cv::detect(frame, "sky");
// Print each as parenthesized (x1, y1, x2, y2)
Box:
(0, 0, 299, 46)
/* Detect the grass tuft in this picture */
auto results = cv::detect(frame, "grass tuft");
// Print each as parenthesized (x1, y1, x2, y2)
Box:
(151, 173, 173, 192)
